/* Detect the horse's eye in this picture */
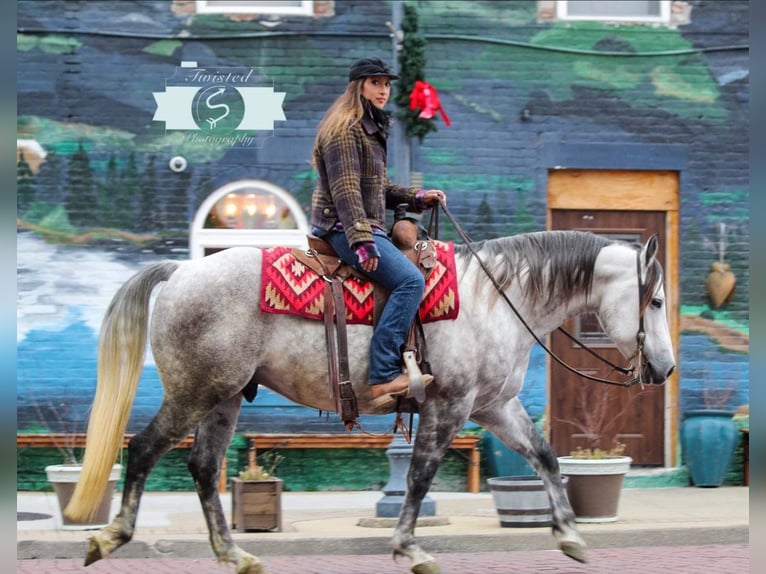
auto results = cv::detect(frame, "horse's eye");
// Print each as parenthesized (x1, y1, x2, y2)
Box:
(651, 297, 663, 309)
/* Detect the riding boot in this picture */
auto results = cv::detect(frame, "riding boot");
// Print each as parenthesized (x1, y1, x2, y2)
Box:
(369, 372, 434, 409)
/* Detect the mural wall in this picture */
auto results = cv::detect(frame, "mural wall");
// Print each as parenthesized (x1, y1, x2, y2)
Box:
(17, 1, 748, 441)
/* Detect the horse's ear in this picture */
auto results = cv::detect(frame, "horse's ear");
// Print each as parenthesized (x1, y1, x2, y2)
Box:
(643, 233, 659, 266)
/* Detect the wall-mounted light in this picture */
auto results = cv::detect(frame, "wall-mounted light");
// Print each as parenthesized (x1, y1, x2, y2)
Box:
(520, 108, 531, 122)
(169, 155, 187, 172)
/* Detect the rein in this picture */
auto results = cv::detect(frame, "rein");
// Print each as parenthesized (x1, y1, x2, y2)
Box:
(434, 200, 646, 388)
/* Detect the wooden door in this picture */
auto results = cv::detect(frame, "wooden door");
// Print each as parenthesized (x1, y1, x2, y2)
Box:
(549, 209, 666, 465)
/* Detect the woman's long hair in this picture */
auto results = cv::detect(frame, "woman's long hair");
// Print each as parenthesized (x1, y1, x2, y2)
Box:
(311, 79, 365, 165)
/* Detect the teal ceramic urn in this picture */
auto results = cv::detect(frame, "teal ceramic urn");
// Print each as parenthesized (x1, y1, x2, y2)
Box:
(681, 409, 738, 487)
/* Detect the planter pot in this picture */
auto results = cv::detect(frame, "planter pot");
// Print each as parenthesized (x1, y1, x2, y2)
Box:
(487, 475, 567, 527)
(681, 409, 738, 487)
(482, 433, 535, 477)
(45, 463, 122, 530)
(557, 456, 632, 523)
(231, 477, 282, 532)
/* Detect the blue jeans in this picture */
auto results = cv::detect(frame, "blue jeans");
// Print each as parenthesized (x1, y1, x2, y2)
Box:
(323, 229, 425, 385)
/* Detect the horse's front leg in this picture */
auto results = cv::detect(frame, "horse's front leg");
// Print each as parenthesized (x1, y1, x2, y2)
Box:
(392, 397, 472, 574)
(473, 398, 587, 563)
(531, 433, 587, 562)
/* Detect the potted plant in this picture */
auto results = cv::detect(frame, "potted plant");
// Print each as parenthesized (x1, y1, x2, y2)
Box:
(34, 403, 122, 529)
(555, 387, 642, 523)
(680, 384, 740, 487)
(231, 443, 284, 532)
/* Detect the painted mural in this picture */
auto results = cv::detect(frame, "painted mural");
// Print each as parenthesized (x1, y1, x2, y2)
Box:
(17, 1, 748, 445)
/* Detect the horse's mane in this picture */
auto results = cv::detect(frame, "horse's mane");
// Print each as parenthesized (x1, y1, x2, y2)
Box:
(454, 230, 612, 308)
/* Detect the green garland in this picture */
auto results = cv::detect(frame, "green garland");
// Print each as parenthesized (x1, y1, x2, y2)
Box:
(394, 3, 438, 143)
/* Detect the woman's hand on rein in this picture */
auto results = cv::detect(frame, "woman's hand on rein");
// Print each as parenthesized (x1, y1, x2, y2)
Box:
(423, 189, 447, 206)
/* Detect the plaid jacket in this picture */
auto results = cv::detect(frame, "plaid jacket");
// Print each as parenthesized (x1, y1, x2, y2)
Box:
(310, 114, 421, 247)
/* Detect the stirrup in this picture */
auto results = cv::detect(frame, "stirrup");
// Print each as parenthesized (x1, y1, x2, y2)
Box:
(402, 350, 427, 403)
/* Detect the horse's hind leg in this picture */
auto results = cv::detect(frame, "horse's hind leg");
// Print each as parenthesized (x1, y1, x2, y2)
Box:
(85, 400, 200, 565)
(472, 398, 587, 563)
(188, 394, 266, 574)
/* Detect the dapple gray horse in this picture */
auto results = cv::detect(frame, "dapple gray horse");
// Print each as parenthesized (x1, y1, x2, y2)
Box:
(66, 230, 675, 574)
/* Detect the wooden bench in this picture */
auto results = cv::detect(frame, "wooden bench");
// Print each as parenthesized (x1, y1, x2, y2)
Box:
(16, 433, 221, 487)
(17, 432, 482, 494)
(244, 433, 482, 493)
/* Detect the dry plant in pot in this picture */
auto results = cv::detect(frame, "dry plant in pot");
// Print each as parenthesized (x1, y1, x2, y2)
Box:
(231, 446, 284, 532)
(555, 386, 646, 523)
(31, 401, 122, 529)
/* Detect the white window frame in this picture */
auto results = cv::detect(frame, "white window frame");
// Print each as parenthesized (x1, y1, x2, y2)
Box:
(556, 1, 671, 24)
(196, 1, 314, 16)
(189, 179, 309, 259)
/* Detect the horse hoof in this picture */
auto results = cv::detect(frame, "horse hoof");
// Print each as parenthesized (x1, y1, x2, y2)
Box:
(237, 557, 267, 574)
(560, 540, 588, 563)
(412, 560, 441, 574)
(84, 537, 104, 567)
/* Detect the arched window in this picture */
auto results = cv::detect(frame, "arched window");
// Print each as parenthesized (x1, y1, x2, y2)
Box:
(190, 179, 308, 258)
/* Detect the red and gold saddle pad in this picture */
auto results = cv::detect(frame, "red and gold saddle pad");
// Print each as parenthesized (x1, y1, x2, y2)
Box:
(260, 241, 459, 324)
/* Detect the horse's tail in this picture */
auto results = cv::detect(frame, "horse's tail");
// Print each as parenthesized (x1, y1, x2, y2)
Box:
(64, 261, 180, 521)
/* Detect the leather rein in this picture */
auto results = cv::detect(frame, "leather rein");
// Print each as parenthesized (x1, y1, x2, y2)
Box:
(433, 200, 648, 388)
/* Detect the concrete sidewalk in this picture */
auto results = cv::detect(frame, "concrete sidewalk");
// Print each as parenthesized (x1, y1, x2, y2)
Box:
(17, 486, 749, 560)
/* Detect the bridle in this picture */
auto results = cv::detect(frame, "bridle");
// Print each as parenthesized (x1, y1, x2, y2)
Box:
(431, 201, 650, 389)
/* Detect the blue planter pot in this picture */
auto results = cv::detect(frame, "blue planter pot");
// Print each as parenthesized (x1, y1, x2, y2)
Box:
(482, 433, 535, 477)
(680, 409, 738, 487)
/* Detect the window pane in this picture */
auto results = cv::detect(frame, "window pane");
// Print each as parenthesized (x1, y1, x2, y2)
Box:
(212, 1, 304, 7)
(566, 1, 661, 18)
(197, 1, 312, 15)
(204, 190, 298, 230)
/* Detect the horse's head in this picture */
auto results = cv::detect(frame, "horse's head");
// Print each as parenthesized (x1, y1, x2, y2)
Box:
(595, 234, 676, 385)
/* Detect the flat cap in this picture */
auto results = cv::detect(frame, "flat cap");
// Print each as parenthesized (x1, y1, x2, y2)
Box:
(348, 57, 400, 82)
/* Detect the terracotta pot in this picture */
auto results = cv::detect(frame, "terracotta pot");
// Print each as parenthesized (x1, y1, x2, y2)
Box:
(557, 456, 631, 523)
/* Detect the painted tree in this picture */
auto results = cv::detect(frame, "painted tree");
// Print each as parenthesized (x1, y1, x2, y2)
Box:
(513, 189, 538, 234)
(137, 154, 158, 232)
(116, 152, 139, 230)
(35, 150, 64, 206)
(17, 151, 36, 215)
(98, 153, 119, 227)
(64, 142, 98, 228)
(474, 193, 495, 240)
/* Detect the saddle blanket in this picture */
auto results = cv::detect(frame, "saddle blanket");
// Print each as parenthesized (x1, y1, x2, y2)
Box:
(260, 241, 459, 325)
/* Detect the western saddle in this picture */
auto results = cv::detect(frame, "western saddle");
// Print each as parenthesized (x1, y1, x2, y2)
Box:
(290, 206, 438, 430)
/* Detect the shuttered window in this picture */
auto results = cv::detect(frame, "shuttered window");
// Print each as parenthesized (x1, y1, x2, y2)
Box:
(556, 1, 671, 24)
(195, 1, 314, 16)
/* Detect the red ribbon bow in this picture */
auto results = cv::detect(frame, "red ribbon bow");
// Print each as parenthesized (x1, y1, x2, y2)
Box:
(408, 80, 451, 127)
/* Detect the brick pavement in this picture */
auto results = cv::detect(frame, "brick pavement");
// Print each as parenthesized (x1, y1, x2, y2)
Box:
(16, 544, 749, 574)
